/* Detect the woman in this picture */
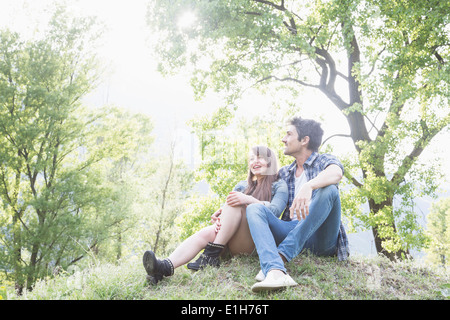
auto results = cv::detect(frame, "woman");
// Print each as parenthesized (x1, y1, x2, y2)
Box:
(143, 145, 288, 285)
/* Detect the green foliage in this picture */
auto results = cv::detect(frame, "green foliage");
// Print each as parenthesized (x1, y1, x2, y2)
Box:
(0, 5, 161, 292)
(439, 283, 450, 299)
(0, 6, 107, 291)
(79, 106, 156, 263)
(176, 195, 223, 241)
(425, 197, 450, 267)
(138, 155, 194, 256)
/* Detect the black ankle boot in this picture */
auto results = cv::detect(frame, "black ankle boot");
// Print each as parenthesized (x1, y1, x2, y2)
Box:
(143, 250, 174, 285)
(187, 242, 225, 271)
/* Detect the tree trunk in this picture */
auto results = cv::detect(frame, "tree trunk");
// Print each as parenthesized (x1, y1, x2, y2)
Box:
(368, 199, 410, 261)
(12, 218, 24, 295)
(340, 23, 409, 261)
(27, 243, 39, 291)
(152, 141, 176, 255)
(116, 232, 122, 261)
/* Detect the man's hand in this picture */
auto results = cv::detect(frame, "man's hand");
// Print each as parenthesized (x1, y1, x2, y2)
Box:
(289, 164, 343, 220)
(226, 191, 250, 207)
(290, 183, 312, 220)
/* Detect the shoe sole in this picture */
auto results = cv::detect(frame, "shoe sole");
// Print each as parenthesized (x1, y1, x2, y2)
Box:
(251, 276, 298, 293)
(146, 275, 158, 285)
(143, 251, 157, 276)
(251, 282, 297, 292)
(187, 263, 201, 271)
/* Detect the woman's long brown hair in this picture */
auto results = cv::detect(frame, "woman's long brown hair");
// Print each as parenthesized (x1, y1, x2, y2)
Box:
(243, 146, 279, 202)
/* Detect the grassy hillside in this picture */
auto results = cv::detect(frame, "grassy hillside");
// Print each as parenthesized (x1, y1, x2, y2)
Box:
(4, 253, 449, 301)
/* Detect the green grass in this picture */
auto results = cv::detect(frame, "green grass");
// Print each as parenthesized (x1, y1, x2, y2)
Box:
(4, 253, 449, 300)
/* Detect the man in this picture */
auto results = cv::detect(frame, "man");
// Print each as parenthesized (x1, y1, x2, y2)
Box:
(247, 117, 349, 292)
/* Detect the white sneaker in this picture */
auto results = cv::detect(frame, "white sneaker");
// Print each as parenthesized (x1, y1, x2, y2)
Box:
(255, 270, 265, 282)
(251, 270, 298, 292)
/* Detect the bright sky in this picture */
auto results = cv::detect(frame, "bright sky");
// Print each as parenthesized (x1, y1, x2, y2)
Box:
(0, 0, 222, 158)
(0, 0, 449, 187)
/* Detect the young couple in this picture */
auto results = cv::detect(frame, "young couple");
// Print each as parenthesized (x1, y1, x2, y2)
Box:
(143, 117, 349, 292)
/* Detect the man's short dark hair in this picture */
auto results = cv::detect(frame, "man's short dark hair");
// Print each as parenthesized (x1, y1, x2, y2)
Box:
(289, 117, 324, 152)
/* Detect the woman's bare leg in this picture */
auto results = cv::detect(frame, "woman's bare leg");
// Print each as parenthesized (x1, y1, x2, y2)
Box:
(227, 207, 255, 255)
(213, 204, 244, 245)
(167, 204, 253, 268)
(167, 225, 216, 268)
(213, 205, 254, 255)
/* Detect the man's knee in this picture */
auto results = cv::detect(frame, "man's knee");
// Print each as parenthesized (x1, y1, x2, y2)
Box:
(315, 184, 339, 199)
(246, 203, 267, 219)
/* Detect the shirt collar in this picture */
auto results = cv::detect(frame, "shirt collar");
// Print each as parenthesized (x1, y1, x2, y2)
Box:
(305, 152, 319, 166)
(288, 152, 319, 172)
(288, 160, 297, 172)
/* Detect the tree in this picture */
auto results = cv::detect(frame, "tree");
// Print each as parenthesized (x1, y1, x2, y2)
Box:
(84, 106, 155, 263)
(425, 197, 450, 267)
(0, 6, 109, 293)
(148, 0, 449, 260)
(132, 137, 194, 257)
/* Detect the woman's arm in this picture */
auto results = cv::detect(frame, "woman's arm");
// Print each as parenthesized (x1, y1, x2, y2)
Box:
(264, 180, 288, 218)
(225, 191, 262, 207)
(225, 180, 288, 218)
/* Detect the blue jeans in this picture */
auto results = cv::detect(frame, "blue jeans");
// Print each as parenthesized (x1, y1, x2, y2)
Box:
(246, 185, 341, 275)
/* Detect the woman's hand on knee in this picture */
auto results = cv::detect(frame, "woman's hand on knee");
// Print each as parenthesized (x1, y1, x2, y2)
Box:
(214, 217, 221, 233)
(210, 208, 222, 224)
(226, 191, 251, 207)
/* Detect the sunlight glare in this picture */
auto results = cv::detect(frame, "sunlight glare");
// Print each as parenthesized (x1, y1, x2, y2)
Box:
(178, 11, 197, 30)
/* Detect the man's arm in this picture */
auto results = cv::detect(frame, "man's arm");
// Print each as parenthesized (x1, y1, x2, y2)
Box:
(307, 164, 343, 190)
(290, 164, 343, 220)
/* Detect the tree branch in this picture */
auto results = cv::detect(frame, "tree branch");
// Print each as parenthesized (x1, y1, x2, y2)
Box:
(322, 133, 352, 146)
(345, 171, 364, 188)
(68, 241, 98, 266)
(368, 48, 386, 76)
(391, 115, 449, 185)
(253, 0, 285, 11)
(314, 48, 350, 110)
(256, 75, 320, 89)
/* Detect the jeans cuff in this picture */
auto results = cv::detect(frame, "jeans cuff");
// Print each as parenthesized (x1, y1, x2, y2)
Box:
(266, 266, 287, 275)
(278, 250, 290, 263)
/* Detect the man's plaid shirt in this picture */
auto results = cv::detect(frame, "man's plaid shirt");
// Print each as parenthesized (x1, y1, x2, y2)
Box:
(278, 152, 350, 261)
